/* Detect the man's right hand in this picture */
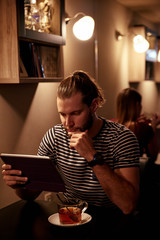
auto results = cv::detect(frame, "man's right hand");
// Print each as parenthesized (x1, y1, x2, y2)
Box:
(2, 164, 28, 188)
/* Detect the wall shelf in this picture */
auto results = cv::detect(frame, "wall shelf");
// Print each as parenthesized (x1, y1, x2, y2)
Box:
(20, 77, 63, 83)
(0, 0, 65, 84)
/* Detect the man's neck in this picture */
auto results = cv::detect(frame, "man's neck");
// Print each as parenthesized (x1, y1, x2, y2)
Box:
(88, 115, 103, 138)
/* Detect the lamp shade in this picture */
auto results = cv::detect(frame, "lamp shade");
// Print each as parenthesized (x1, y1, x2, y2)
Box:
(133, 35, 149, 53)
(157, 50, 160, 62)
(73, 16, 95, 41)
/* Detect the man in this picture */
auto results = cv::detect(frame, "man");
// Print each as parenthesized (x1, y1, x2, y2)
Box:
(2, 71, 139, 227)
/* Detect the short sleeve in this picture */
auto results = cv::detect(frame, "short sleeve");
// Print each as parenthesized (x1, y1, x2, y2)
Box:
(38, 128, 56, 158)
(113, 129, 140, 169)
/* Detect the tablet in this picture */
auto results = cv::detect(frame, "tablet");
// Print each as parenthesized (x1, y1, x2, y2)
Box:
(1, 153, 65, 192)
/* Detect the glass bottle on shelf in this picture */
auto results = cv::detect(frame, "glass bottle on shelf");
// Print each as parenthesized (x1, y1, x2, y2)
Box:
(24, 0, 54, 33)
(30, 0, 40, 31)
(24, 0, 32, 30)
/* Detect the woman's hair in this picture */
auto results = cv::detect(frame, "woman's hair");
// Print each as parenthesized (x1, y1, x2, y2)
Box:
(116, 88, 142, 125)
(57, 70, 105, 107)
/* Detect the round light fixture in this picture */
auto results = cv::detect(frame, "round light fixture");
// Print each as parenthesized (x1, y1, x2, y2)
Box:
(73, 16, 95, 41)
(133, 35, 149, 53)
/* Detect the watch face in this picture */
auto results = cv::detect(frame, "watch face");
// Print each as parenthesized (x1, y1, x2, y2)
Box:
(88, 154, 104, 167)
(95, 154, 104, 165)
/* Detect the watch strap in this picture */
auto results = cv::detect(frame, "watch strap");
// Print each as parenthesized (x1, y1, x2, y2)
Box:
(88, 153, 104, 167)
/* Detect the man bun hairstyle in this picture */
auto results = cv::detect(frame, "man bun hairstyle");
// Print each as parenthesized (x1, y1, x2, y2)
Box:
(57, 70, 105, 107)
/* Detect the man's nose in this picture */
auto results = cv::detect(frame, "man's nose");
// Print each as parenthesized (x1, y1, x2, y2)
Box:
(65, 115, 73, 127)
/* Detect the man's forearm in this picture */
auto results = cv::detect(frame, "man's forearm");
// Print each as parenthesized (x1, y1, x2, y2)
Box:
(92, 164, 139, 214)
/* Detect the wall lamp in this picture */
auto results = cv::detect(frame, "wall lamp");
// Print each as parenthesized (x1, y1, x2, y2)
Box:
(115, 30, 150, 53)
(133, 35, 149, 53)
(65, 12, 95, 41)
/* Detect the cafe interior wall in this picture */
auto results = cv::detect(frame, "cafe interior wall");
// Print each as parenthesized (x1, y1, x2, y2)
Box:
(0, 0, 159, 208)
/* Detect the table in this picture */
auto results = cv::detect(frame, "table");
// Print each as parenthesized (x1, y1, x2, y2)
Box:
(0, 199, 139, 240)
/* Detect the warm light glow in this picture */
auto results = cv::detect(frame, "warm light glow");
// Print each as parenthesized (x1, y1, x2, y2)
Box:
(133, 35, 149, 53)
(73, 16, 95, 41)
(157, 50, 160, 62)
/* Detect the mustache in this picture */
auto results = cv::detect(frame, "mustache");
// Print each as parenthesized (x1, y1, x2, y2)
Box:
(64, 127, 83, 137)
(64, 126, 83, 132)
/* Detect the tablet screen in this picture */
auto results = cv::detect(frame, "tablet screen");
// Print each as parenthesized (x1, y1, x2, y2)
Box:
(1, 153, 65, 192)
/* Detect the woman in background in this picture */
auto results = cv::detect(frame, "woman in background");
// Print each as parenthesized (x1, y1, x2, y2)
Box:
(116, 88, 160, 225)
(116, 88, 160, 163)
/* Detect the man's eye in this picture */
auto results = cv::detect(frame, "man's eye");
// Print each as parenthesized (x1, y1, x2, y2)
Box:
(73, 112, 80, 115)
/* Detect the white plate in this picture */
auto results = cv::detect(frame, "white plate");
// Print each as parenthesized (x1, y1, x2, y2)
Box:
(48, 213, 92, 227)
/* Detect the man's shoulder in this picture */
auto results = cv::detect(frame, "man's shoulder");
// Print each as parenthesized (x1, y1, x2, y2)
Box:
(103, 119, 137, 140)
(43, 124, 65, 139)
(103, 119, 128, 132)
(47, 123, 64, 132)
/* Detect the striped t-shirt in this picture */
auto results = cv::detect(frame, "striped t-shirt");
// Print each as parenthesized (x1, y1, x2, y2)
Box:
(38, 118, 140, 208)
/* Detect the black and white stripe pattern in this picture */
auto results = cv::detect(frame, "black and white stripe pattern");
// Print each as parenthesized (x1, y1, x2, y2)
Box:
(38, 118, 140, 208)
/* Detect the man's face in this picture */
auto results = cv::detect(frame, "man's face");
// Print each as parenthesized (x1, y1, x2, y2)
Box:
(57, 92, 93, 133)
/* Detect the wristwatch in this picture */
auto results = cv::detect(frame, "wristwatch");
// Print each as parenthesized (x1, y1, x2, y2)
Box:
(88, 153, 104, 167)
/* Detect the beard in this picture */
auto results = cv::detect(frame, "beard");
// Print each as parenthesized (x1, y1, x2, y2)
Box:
(81, 111, 93, 131)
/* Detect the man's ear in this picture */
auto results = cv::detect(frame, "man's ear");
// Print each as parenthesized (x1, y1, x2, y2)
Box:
(90, 98, 98, 113)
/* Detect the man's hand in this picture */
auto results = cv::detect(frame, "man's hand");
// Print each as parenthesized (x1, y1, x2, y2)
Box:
(68, 130, 96, 161)
(2, 164, 28, 188)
